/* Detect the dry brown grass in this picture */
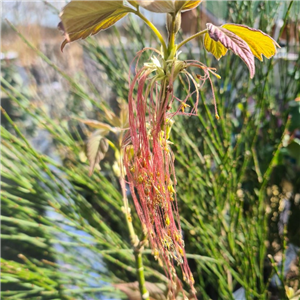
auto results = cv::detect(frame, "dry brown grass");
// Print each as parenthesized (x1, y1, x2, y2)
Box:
(2, 24, 83, 73)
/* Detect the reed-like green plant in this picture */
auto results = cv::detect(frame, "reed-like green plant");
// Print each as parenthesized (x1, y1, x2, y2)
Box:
(1, 1, 299, 300)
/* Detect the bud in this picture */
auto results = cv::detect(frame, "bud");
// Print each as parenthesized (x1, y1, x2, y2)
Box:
(173, 60, 187, 78)
(165, 118, 174, 140)
(112, 161, 121, 178)
(167, 13, 181, 36)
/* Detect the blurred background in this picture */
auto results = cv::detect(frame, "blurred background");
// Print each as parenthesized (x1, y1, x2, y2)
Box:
(1, 1, 300, 299)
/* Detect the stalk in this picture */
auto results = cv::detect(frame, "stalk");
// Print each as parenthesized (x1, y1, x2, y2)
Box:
(177, 29, 208, 50)
(119, 159, 150, 300)
(167, 14, 177, 57)
(134, 250, 149, 300)
(158, 79, 169, 129)
(135, 11, 167, 58)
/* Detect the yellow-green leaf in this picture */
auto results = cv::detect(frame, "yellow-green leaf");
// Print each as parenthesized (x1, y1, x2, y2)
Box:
(204, 32, 228, 60)
(222, 24, 280, 61)
(174, 1, 187, 13)
(181, 0, 203, 11)
(59, 1, 134, 51)
(205, 23, 255, 78)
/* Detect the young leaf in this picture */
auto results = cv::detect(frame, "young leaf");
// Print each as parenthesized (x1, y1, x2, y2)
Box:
(181, 0, 203, 12)
(204, 32, 228, 60)
(222, 24, 280, 61)
(205, 23, 255, 78)
(174, 0, 186, 13)
(59, 1, 134, 51)
(86, 130, 109, 176)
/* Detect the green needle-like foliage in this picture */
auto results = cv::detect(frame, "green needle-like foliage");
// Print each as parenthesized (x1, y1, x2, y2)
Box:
(1, 1, 300, 300)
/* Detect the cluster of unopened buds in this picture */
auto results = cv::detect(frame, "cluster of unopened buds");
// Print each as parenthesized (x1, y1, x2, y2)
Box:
(59, 0, 279, 297)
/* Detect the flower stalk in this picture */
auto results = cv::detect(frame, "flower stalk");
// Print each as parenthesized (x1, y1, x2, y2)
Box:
(119, 153, 150, 300)
(134, 249, 149, 300)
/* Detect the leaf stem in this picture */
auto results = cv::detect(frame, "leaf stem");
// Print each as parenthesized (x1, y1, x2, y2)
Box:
(177, 29, 208, 50)
(167, 14, 177, 57)
(135, 11, 167, 58)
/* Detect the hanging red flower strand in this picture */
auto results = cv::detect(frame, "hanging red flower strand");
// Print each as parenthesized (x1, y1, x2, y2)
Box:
(59, 1, 279, 298)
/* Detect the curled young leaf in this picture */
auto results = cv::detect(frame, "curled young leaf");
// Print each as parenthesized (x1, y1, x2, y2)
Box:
(205, 23, 255, 78)
(59, 1, 133, 51)
(222, 24, 280, 61)
(86, 130, 109, 176)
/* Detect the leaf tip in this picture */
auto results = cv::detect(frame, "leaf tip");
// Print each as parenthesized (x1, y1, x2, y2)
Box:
(58, 21, 70, 52)
(60, 40, 67, 52)
(88, 166, 94, 177)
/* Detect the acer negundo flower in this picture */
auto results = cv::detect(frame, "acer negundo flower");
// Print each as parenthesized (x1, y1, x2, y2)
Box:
(59, 1, 279, 298)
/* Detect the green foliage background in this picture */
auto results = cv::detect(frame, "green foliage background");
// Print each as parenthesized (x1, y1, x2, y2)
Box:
(1, 1, 300, 299)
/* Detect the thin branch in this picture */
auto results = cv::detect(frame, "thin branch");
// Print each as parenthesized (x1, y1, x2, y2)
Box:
(177, 29, 208, 50)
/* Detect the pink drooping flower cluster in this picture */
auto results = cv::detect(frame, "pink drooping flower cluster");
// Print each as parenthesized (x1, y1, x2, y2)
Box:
(123, 49, 217, 297)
